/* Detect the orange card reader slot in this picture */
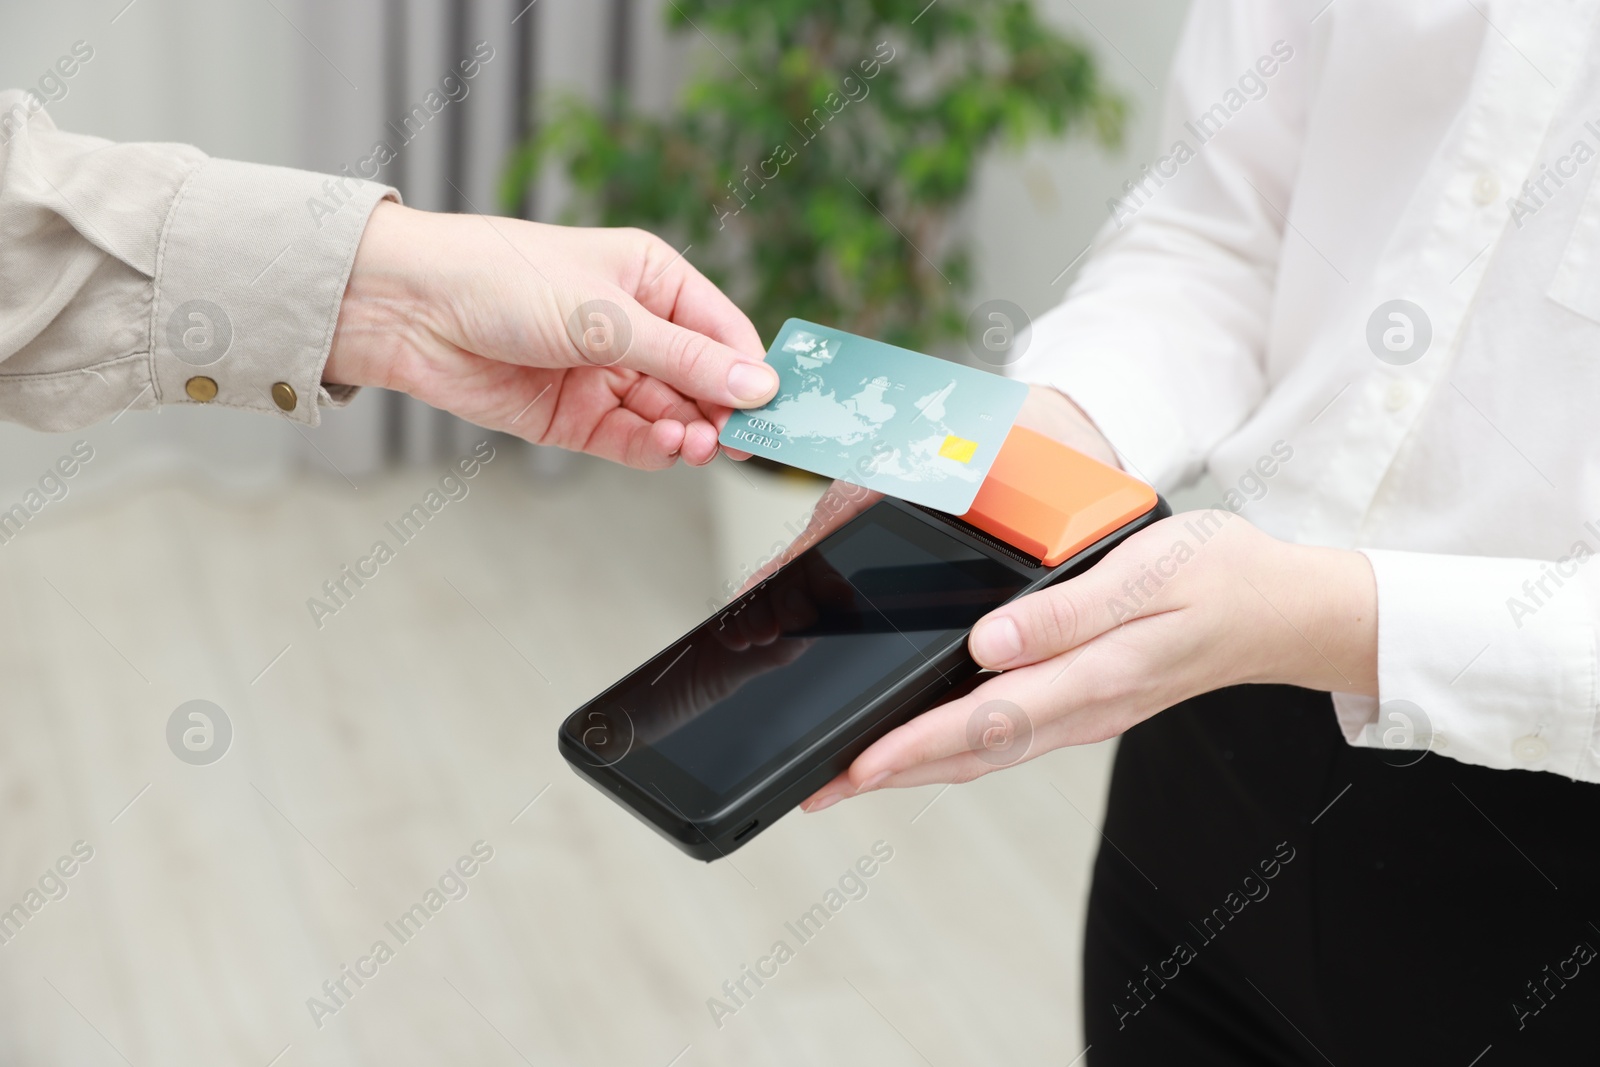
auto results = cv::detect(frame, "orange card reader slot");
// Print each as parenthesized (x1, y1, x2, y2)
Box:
(960, 425, 1157, 566)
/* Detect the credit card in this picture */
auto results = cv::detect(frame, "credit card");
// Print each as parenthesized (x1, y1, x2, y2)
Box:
(719, 319, 1028, 514)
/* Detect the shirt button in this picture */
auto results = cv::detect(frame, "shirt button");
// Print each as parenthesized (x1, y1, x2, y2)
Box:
(185, 376, 219, 402)
(1385, 380, 1412, 411)
(271, 382, 298, 412)
(1512, 735, 1549, 763)
(1473, 172, 1500, 205)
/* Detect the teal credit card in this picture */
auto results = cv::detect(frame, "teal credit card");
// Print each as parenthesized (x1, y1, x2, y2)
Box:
(719, 319, 1028, 514)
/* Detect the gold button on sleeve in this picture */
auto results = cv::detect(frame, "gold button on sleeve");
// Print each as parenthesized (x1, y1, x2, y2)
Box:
(185, 376, 218, 402)
(271, 382, 298, 412)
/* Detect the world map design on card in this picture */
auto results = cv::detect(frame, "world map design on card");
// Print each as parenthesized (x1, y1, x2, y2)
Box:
(719, 319, 1027, 514)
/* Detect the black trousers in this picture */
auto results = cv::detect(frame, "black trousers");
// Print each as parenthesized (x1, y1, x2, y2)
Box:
(1083, 684, 1600, 1065)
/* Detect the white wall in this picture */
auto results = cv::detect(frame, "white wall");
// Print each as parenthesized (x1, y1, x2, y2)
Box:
(973, 0, 1193, 319)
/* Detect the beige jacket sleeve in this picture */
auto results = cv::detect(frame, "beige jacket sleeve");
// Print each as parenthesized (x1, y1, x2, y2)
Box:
(0, 90, 397, 430)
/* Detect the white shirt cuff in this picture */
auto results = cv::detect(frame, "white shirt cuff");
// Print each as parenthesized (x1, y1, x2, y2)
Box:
(1345, 548, 1600, 780)
(1010, 310, 1199, 491)
(151, 158, 396, 424)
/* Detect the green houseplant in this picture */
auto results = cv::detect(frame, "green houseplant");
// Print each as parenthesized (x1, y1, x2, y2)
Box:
(503, 0, 1125, 353)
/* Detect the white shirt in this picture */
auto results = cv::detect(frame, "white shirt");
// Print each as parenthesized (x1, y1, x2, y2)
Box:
(1014, 0, 1600, 780)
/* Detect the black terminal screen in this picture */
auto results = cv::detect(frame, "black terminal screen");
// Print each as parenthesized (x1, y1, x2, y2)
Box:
(594, 505, 1030, 798)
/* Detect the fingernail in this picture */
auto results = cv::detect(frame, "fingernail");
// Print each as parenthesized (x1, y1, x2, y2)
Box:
(971, 616, 1021, 666)
(728, 361, 778, 403)
(857, 771, 891, 793)
(805, 792, 843, 813)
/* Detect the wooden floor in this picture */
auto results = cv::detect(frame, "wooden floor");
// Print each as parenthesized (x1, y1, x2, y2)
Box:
(0, 448, 1117, 1066)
